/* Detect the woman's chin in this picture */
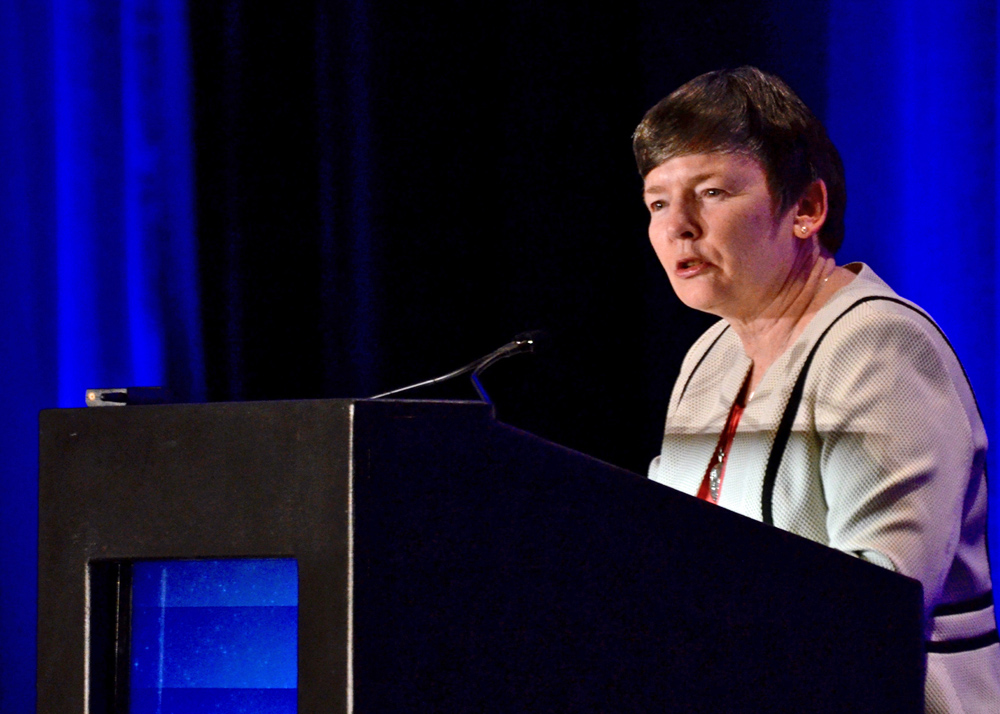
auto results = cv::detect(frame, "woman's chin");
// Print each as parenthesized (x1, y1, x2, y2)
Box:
(672, 285, 727, 316)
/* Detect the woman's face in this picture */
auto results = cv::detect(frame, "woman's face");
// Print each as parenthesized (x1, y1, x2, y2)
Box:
(643, 152, 800, 322)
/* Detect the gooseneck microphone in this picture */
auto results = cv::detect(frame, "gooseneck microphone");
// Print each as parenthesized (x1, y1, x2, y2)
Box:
(370, 331, 545, 403)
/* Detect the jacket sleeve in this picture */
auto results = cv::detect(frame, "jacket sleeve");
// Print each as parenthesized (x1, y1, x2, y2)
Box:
(810, 306, 986, 614)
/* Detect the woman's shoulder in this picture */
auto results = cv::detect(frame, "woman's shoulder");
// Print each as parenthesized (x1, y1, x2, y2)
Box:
(805, 268, 983, 432)
(811, 300, 960, 389)
(813, 263, 952, 358)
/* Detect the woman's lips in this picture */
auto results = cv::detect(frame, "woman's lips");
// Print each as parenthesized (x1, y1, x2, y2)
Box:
(676, 258, 710, 278)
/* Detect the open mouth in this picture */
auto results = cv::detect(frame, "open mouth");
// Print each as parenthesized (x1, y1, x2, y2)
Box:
(675, 258, 710, 278)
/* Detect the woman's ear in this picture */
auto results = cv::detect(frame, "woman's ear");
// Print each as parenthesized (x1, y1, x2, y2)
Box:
(793, 179, 828, 240)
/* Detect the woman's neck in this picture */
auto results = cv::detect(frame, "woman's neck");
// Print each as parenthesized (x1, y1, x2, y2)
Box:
(729, 251, 854, 395)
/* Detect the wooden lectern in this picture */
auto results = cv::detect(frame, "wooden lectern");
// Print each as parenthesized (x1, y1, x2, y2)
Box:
(39, 399, 924, 712)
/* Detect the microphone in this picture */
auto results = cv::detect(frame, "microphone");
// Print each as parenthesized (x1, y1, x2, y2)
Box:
(370, 330, 546, 403)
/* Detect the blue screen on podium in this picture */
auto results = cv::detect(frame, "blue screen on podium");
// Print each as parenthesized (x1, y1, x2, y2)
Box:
(129, 559, 298, 714)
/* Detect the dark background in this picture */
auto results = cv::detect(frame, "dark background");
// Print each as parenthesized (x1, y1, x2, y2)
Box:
(188, 1, 827, 474)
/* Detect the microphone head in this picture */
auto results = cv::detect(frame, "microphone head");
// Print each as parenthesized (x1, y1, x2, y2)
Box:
(512, 330, 547, 354)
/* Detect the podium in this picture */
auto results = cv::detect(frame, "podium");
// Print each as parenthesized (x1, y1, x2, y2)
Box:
(39, 399, 924, 712)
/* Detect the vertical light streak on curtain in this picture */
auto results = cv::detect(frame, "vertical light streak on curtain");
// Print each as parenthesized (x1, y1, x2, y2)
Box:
(826, 0, 998, 552)
(54, 0, 124, 408)
(122, 0, 203, 397)
(160, 0, 204, 400)
(123, 0, 165, 387)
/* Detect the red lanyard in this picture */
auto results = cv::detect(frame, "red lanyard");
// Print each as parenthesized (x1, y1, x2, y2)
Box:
(697, 377, 750, 504)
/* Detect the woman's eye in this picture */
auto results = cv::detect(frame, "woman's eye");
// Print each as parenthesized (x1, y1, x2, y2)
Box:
(649, 200, 665, 212)
(703, 188, 724, 198)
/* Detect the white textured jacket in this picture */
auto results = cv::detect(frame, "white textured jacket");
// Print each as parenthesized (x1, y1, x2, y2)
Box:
(649, 264, 999, 712)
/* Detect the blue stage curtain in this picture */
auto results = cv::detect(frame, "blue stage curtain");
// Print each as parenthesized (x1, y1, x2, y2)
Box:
(0, 1, 202, 709)
(826, 1, 999, 562)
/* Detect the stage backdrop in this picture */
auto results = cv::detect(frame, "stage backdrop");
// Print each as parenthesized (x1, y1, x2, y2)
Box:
(1, 1, 997, 710)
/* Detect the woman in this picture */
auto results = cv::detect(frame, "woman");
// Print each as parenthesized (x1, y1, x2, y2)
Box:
(635, 67, 999, 712)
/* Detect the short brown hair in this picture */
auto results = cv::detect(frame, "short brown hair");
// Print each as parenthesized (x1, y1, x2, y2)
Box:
(633, 67, 846, 254)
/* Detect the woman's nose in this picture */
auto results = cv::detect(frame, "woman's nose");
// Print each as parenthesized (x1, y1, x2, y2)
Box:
(661, 199, 700, 240)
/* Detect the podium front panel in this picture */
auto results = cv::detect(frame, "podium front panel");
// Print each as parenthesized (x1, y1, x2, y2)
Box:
(39, 399, 923, 713)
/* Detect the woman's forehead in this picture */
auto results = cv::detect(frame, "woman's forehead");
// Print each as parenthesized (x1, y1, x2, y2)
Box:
(643, 151, 766, 189)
